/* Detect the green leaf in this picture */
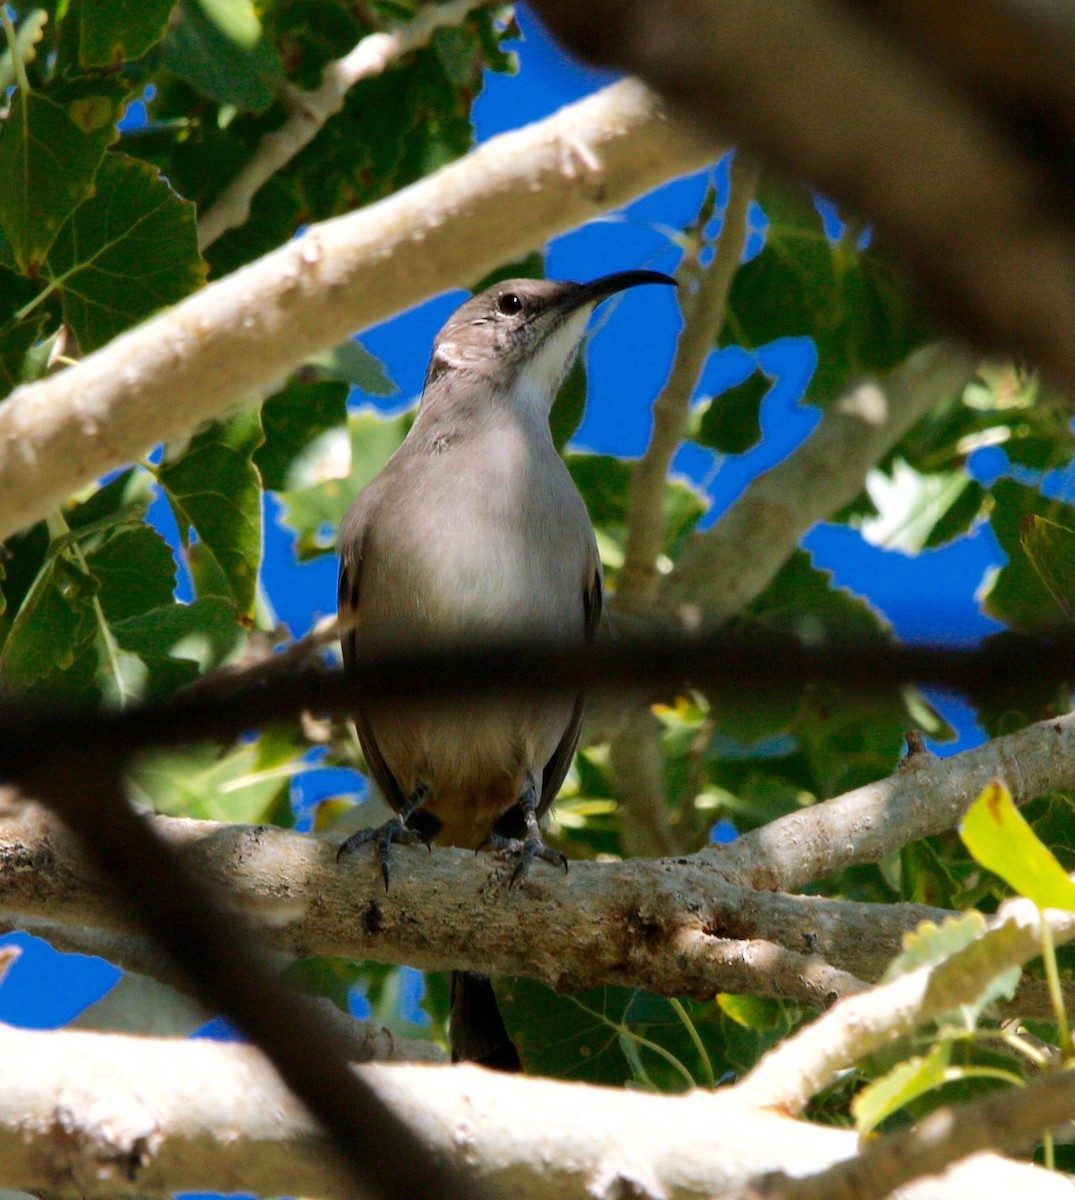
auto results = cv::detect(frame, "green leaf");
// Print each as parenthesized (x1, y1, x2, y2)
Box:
(0, 553, 97, 692)
(305, 340, 397, 396)
(158, 409, 264, 617)
(0, 264, 46, 394)
(84, 523, 176, 622)
(883, 912, 988, 981)
(695, 370, 768, 454)
(80, 0, 175, 66)
(961, 779, 1075, 911)
(164, 0, 284, 114)
(720, 179, 932, 404)
(278, 407, 413, 559)
(255, 377, 349, 492)
(1021, 514, 1075, 621)
(45, 152, 206, 352)
(112, 595, 243, 674)
(128, 738, 295, 824)
(853, 1043, 950, 1133)
(982, 480, 1072, 632)
(0, 75, 125, 272)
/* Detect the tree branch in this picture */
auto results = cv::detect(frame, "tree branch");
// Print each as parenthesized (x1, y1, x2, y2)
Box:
(0, 80, 716, 541)
(662, 340, 979, 619)
(762, 1064, 1075, 1200)
(0, 1023, 1063, 1200)
(197, 0, 497, 249)
(706, 708, 1075, 892)
(617, 155, 760, 612)
(530, 0, 1075, 392)
(731, 896, 1075, 1116)
(0, 799, 955, 1000)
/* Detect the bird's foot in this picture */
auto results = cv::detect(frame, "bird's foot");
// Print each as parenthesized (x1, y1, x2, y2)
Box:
(479, 832, 568, 888)
(337, 816, 431, 892)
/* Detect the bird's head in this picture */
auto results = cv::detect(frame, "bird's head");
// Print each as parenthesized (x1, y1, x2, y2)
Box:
(423, 270, 677, 415)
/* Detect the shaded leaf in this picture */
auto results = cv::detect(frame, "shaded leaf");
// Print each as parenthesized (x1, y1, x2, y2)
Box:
(80, 0, 175, 66)
(696, 370, 768, 454)
(305, 340, 397, 396)
(85, 524, 176, 622)
(0, 75, 125, 271)
(1021, 514, 1075, 621)
(982, 479, 1072, 632)
(158, 409, 264, 617)
(0, 264, 46, 394)
(112, 595, 243, 674)
(255, 377, 349, 492)
(278, 407, 413, 559)
(164, 0, 284, 115)
(45, 153, 206, 352)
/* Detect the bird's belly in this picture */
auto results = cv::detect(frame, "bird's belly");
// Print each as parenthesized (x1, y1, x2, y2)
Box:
(367, 693, 575, 849)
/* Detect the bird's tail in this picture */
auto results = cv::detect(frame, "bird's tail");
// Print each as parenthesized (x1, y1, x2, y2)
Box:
(449, 970, 521, 1072)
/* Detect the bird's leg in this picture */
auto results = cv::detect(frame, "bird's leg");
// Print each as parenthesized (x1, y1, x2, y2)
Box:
(480, 779, 568, 888)
(336, 783, 432, 892)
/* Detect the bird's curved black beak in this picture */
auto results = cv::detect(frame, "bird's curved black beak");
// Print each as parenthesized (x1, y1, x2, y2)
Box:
(563, 269, 678, 314)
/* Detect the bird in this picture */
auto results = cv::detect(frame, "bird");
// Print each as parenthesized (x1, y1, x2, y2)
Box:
(336, 269, 676, 1068)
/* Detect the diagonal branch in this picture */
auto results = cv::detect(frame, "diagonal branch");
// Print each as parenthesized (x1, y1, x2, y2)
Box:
(731, 895, 1075, 1117)
(0, 80, 716, 542)
(661, 340, 979, 619)
(198, 0, 497, 249)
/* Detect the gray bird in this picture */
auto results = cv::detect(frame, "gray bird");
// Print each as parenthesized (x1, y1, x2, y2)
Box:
(336, 269, 675, 1066)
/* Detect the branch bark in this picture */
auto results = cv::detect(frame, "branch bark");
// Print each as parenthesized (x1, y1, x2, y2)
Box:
(0, 1023, 1067, 1200)
(0, 796, 966, 1002)
(0, 80, 716, 542)
(661, 340, 979, 619)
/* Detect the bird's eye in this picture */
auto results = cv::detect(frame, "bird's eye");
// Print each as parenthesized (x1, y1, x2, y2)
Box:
(497, 292, 523, 316)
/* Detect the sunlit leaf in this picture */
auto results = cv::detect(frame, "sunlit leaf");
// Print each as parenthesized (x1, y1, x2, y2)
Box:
(853, 1043, 950, 1133)
(1021, 514, 1075, 621)
(962, 779, 1075, 910)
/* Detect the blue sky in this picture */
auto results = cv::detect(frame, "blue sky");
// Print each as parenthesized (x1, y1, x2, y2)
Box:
(0, 3, 1009, 1030)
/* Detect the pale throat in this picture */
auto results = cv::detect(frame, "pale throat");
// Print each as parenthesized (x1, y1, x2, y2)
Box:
(511, 306, 592, 419)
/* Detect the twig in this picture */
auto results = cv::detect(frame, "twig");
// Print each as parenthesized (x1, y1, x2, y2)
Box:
(617, 154, 759, 612)
(198, 0, 496, 249)
(609, 706, 679, 856)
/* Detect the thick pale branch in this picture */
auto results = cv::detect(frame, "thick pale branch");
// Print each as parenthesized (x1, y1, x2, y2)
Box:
(0, 81, 715, 541)
(0, 1024, 1065, 1200)
(198, 0, 495, 248)
(0, 798, 952, 999)
(707, 708, 1075, 893)
(662, 340, 979, 619)
(732, 896, 1075, 1116)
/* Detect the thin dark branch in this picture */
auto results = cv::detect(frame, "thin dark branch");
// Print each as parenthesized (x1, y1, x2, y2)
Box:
(0, 631, 1070, 772)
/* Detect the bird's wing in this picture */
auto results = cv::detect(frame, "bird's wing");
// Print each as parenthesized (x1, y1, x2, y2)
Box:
(537, 562, 603, 818)
(337, 494, 410, 814)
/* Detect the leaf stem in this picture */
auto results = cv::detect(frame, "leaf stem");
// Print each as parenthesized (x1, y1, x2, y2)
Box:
(1039, 911, 1072, 1057)
(668, 997, 715, 1088)
(0, 8, 31, 96)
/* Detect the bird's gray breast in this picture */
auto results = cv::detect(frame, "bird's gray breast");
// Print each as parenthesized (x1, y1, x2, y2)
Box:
(361, 419, 592, 644)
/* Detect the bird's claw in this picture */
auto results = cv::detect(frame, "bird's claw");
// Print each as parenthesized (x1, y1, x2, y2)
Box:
(478, 832, 569, 888)
(337, 817, 429, 891)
